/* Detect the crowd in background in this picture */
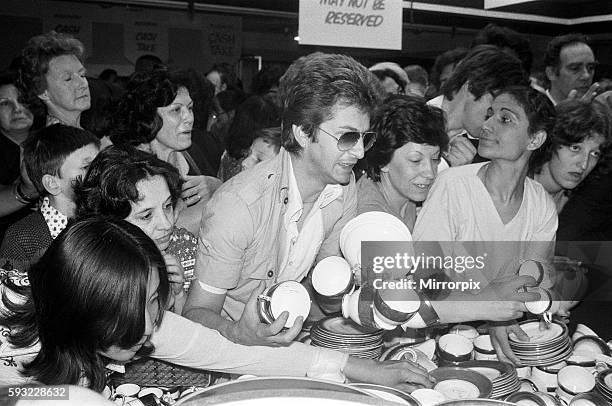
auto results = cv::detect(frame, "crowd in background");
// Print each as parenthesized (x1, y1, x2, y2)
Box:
(0, 22, 611, 398)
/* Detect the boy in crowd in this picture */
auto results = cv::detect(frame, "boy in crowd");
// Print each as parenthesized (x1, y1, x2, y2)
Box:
(0, 124, 100, 270)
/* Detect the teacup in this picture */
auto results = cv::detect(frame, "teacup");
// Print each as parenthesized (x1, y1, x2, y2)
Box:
(524, 287, 553, 315)
(341, 287, 379, 328)
(473, 334, 497, 361)
(437, 333, 474, 364)
(372, 287, 421, 326)
(519, 260, 545, 285)
(311, 256, 354, 297)
(312, 256, 355, 313)
(449, 324, 479, 342)
(258, 281, 311, 328)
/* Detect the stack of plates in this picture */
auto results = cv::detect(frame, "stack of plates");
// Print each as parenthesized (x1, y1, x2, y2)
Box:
(509, 320, 572, 366)
(310, 316, 384, 359)
(595, 368, 612, 402)
(458, 361, 519, 399)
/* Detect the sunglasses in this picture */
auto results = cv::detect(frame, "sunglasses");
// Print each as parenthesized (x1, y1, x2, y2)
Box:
(317, 127, 377, 152)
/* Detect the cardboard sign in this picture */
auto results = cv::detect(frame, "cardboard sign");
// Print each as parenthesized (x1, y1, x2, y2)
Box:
(203, 16, 243, 65)
(298, 0, 402, 50)
(43, 10, 93, 58)
(124, 19, 169, 64)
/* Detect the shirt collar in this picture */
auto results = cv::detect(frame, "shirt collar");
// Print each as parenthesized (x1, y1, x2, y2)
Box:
(281, 150, 343, 224)
(545, 89, 558, 106)
(40, 197, 69, 239)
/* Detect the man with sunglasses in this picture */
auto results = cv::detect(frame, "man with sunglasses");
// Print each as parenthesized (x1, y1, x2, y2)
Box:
(544, 33, 600, 105)
(184, 52, 382, 347)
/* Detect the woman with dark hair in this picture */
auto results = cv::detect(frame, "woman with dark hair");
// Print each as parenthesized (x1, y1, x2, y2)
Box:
(109, 69, 221, 233)
(75, 145, 194, 308)
(414, 87, 558, 365)
(18, 31, 90, 128)
(530, 99, 611, 212)
(218, 95, 280, 181)
(1, 217, 436, 392)
(0, 71, 38, 241)
(358, 94, 448, 231)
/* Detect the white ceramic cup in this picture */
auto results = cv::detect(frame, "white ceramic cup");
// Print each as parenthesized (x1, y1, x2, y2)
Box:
(473, 334, 498, 361)
(312, 256, 354, 297)
(449, 324, 479, 342)
(519, 260, 545, 285)
(258, 281, 311, 328)
(437, 333, 474, 363)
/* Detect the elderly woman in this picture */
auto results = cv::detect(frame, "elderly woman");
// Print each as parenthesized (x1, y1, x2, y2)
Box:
(0, 71, 37, 240)
(18, 31, 90, 129)
(110, 69, 221, 233)
(357, 94, 447, 231)
(413, 86, 558, 365)
(530, 99, 611, 213)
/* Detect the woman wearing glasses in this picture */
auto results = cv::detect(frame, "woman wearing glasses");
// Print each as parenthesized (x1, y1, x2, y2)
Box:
(357, 94, 448, 231)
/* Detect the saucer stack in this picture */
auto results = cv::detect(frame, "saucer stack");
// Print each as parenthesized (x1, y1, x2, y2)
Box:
(458, 360, 520, 399)
(595, 368, 612, 402)
(509, 320, 572, 366)
(310, 316, 384, 359)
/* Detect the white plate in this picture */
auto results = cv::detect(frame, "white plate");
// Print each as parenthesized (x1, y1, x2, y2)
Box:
(434, 379, 480, 400)
(510, 322, 563, 343)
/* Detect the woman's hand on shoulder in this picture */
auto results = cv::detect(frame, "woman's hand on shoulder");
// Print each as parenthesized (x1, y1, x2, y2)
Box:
(182, 175, 222, 207)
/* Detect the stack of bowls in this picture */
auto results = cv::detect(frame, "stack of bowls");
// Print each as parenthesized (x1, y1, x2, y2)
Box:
(310, 315, 384, 359)
(509, 320, 572, 366)
(458, 360, 520, 399)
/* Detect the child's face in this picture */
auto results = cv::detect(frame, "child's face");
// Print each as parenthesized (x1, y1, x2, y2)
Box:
(57, 143, 100, 199)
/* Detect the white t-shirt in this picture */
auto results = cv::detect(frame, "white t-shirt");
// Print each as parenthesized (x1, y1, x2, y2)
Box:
(413, 162, 558, 281)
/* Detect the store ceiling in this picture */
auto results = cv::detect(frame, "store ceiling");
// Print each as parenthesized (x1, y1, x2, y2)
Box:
(109, 0, 611, 35)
